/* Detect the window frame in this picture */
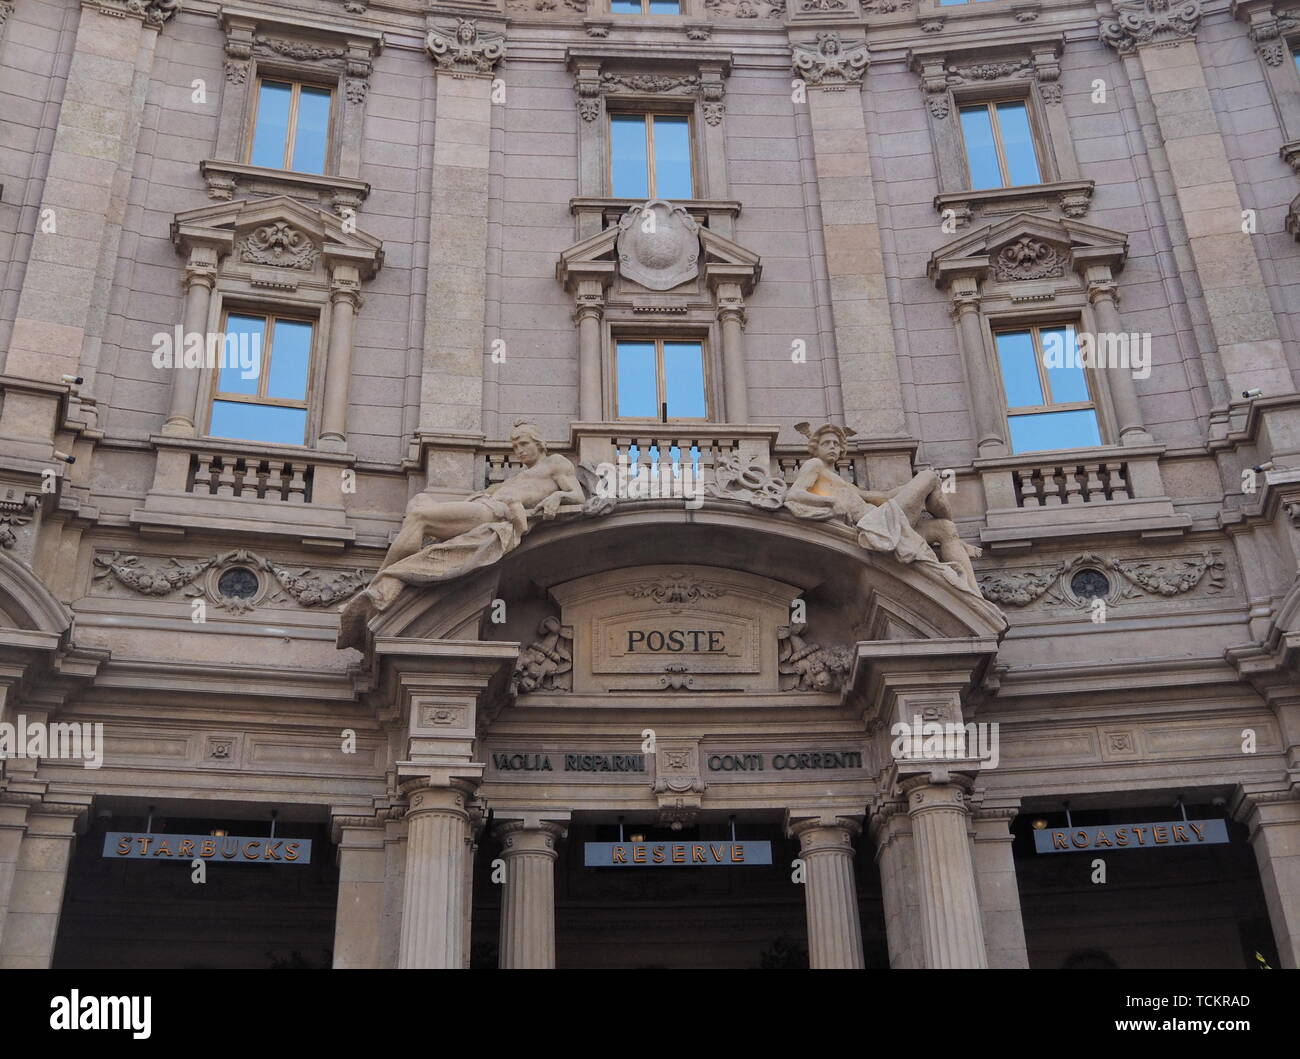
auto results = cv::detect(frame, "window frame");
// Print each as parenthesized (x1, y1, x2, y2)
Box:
(245, 75, 337, 177)
(606, 108, 699, 201)
(990, 320, 1107, 454)
(204, 307, 321, 447)
(611, 334, 712, 423)
(957, 96, 1046, 191)
(609, 0, 683, 12)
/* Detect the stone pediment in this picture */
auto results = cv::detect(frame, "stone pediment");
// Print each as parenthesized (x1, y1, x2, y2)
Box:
(928, 213, 1127, 287)
(171, 195, 384, 280)
(546, 564, 800, 694)
(557, 201, 761, 296)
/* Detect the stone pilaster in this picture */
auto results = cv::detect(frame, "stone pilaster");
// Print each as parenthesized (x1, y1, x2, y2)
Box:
(397, 776, 477, 969)
(869, 799, 925, 968)
(419, 20, 505, 436)
(904, 773, 988, 968)
(1101, 2, 1292, 399)
(330, 805, 397, 969)
(494, 813, 568, 969)
(2, 0, 173, 447)
(0, 792, 88, 968)
(790, 29, 907, 437)
(1234, 789, 1300, 967)
(786, 811, 865, 969)
(971, 803, 1029, 969)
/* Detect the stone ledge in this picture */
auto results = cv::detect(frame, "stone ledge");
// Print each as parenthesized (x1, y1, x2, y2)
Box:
(934, 178, 1093, 229)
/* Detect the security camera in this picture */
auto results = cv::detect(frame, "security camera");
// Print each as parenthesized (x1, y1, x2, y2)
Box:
(1242, 388, 1263, 399)
(61, 374, 83, 385)
(1253, 461, 1274, 472)
(53, 451, 75, 464)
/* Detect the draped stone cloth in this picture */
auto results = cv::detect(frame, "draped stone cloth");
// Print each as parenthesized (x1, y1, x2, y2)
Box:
(852, 498, 980, 598)
(368, 493, 524, 609)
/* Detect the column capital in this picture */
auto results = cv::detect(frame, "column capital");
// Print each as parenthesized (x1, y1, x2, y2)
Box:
(493, 815, 569, 856)
(785, 809, 863, 840)
(901, 772, 976, 816)
(397, 774, 481, 818)
(425, 17, 506, 79)
(1099, 0, 1204, 54)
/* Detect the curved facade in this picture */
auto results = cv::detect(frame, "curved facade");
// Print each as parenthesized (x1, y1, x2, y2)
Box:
(1, 0, 1299, 969)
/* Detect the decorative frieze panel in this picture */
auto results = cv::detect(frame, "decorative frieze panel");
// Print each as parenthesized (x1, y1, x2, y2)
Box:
(978, 550, 1227, 609)
(92, 548, 370, 612)
(87, 0, 178, 28)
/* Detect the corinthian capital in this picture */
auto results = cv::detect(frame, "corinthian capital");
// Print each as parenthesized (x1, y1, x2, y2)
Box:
(1100, 0, 1204, 53)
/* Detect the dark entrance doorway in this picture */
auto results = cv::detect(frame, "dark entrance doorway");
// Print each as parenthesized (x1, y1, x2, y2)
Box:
(53, 803, 338, 970)
(471, 813, 889, 968)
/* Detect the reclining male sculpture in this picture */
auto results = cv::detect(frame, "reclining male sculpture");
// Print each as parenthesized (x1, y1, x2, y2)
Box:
(337, 421, 585, 648)
(783, 422, 982, 595)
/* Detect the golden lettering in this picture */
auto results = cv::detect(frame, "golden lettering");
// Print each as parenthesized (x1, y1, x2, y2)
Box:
(1172, 824, 1190, 843)
(1051, 831, 1069, 850)
(199, 839, 216, 857)
(136, 836, 152, 854)
(115, 837, 132, 856)
(672, 845, 685, 863)
(153, 839, 173, 857)
(632, 845, 646, 863)
(284, 842, 301, 861)
(1132, 827, 1148, 846)
(710, 844, 725, 862)
(652, 845, 665, 863)
(731, 844, 744, 863)
(1152, 826, 1168, 844)
(178, 839, 195, 857)
(612, 845, 626, 863)
(1094, 830, 1112, 847)
(1072, 830, 1090, 848)
(1188, 821, 1205, 842)
(1116, 829, 1130, 846)
(692, 844, 707, 863)
(243, 841, 261, 860)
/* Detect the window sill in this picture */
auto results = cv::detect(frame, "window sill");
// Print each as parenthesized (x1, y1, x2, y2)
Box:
(201, 160, 370, 214)
(934, 178, 1093, 230)
(973, 442, 1190, 550)
(132, 434, 356, 548)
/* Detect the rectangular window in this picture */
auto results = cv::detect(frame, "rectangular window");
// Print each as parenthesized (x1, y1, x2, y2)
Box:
(611, 0, 682, 11)
(615, 338, 707, 420)
(994, 324, 1102, 454)
(249, 79, 332, 175)
(959, 100, 1043, 190)
(208, 312, 314, 446)
(610, 113, 694, 199)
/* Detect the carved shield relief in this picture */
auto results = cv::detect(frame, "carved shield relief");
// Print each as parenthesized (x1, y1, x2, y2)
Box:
(616, 200, 700, 291)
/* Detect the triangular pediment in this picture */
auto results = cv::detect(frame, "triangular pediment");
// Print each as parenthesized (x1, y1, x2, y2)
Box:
(928, 212, 1127, 285)
(172, 195, 383, 277)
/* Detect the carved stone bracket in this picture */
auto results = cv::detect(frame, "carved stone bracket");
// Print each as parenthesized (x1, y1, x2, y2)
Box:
(426, 18, 505, 78)
(512, 616, 573, 694)
(86, 0, 179, 28)
(791, 32, 869, 90)
(778, 622, 853, 692)
(1100, 0, 1204, 52)
(0, 489, 38, 552)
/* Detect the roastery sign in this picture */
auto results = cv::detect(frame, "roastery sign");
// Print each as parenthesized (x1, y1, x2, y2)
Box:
(1033, 819, 1228, 854)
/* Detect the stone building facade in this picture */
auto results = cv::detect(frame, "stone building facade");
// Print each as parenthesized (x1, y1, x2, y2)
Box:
(1, 0, 1300, 970)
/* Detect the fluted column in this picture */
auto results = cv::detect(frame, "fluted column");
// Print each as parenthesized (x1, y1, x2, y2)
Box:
(162, 249, 220, 437)
(905, 775, 988, 968)
(495, 815, 568, 969)
(398, 778, 476, 969)
(1085, 272, 1150, 443)
(787, 812, 864, 969)
(870, 799, 924, 968)
(575, 291, 604, 422)
(950, 278, 1006, 456)
(319, 268, 362, 451)
(715, 282, 750, 423)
